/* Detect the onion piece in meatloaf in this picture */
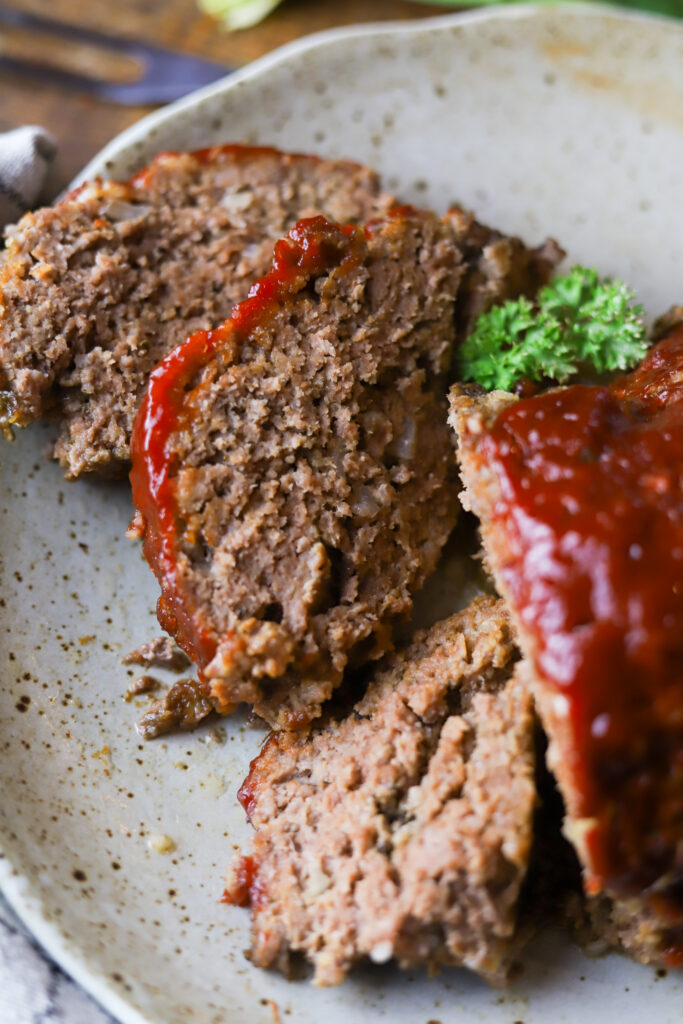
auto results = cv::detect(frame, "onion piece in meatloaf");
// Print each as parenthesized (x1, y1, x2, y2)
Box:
(224, 595, 535, 987)
(0, 145, 394, 475)
(448, 320, 683, 970)
(0, 142, 563, 478)
(129, 209, 464, 729)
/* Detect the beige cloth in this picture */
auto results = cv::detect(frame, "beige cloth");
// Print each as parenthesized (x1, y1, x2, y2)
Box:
(0, 125, 57, 228)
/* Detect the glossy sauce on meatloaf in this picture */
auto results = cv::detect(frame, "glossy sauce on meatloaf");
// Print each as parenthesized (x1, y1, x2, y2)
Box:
(473, 327, 683, 961)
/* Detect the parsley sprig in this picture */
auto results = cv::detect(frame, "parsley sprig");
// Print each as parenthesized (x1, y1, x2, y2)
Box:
(457, 266, 648, 392)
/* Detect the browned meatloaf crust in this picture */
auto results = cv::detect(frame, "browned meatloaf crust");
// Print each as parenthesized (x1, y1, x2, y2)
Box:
(224, 595, 535, 987)
(449, 377, 683, 969)
(0, 145, 394, 476)
(444, 207, 564, 341)
(0, 144, 562, 478)
(129, 210, 463, 729)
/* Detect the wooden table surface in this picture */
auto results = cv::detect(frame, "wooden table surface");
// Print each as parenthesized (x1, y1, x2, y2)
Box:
(1, 0, 450, 191)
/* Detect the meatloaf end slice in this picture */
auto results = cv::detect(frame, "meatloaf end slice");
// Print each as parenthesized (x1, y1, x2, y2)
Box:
(130, 209, 463, 728)
(448, 330, 683, 970)
(224, 595, 535, 987)
(445, 207, 564, 341)
(0, 145, 395, 475)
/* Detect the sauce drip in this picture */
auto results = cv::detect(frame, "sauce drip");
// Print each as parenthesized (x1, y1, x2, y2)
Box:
(221, 855, 259, 908)
(481, 327, 683, 933)
(222, 737, 281, 910)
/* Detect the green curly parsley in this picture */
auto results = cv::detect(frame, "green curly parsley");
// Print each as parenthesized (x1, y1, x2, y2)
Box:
(457, 266, 648, 392)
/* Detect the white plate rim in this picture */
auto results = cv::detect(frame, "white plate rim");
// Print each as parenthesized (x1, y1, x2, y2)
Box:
(73, 0, 678, 186)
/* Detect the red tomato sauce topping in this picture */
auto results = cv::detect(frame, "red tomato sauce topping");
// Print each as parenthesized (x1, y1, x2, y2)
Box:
(480, 326, 683, 945)
(221, 855, 260, 908)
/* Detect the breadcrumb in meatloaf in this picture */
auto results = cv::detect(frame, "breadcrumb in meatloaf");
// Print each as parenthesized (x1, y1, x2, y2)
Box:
(0, 145, 394, 475)
(130, 209, 463, 728)
(224, 595, 535, 987)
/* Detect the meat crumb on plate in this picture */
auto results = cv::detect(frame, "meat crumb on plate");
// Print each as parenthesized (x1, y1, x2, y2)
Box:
(136, 678, 213, 739)
(122, 636, 190, 671)
(123, 674, 161, 701)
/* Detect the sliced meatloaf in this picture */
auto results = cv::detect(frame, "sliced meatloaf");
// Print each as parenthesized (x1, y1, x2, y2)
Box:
(444, 207, 564, 341)
(0, 145, 394, 475)
(129, 209, 463, 728)
(449, 323, 683, 969)
(224, 595, 535, 987)
(0, 143, 562, 478)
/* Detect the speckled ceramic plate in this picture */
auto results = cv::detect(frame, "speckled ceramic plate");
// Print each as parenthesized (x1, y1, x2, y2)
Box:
(1, 5, 682, 1023)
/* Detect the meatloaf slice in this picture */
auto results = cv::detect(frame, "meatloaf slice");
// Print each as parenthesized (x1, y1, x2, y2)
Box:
(0, 145, 394, 475)
(0, 143, 563, 479)
(130, 209, 463, 728)
(449, 325, 683, 970)
(224, 595, 535, 987)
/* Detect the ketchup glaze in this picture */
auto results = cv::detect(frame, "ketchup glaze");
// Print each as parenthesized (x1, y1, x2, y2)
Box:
(480, 326, 683, 953)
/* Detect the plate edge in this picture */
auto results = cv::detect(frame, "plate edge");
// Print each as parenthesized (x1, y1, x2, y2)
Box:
(70, 1, 682, 188)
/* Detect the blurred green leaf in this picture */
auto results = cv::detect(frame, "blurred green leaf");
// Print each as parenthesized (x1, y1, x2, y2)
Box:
(414, 0, 683, 15)
(198, 0, 283, 31)
(199, 0, 683, 32)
